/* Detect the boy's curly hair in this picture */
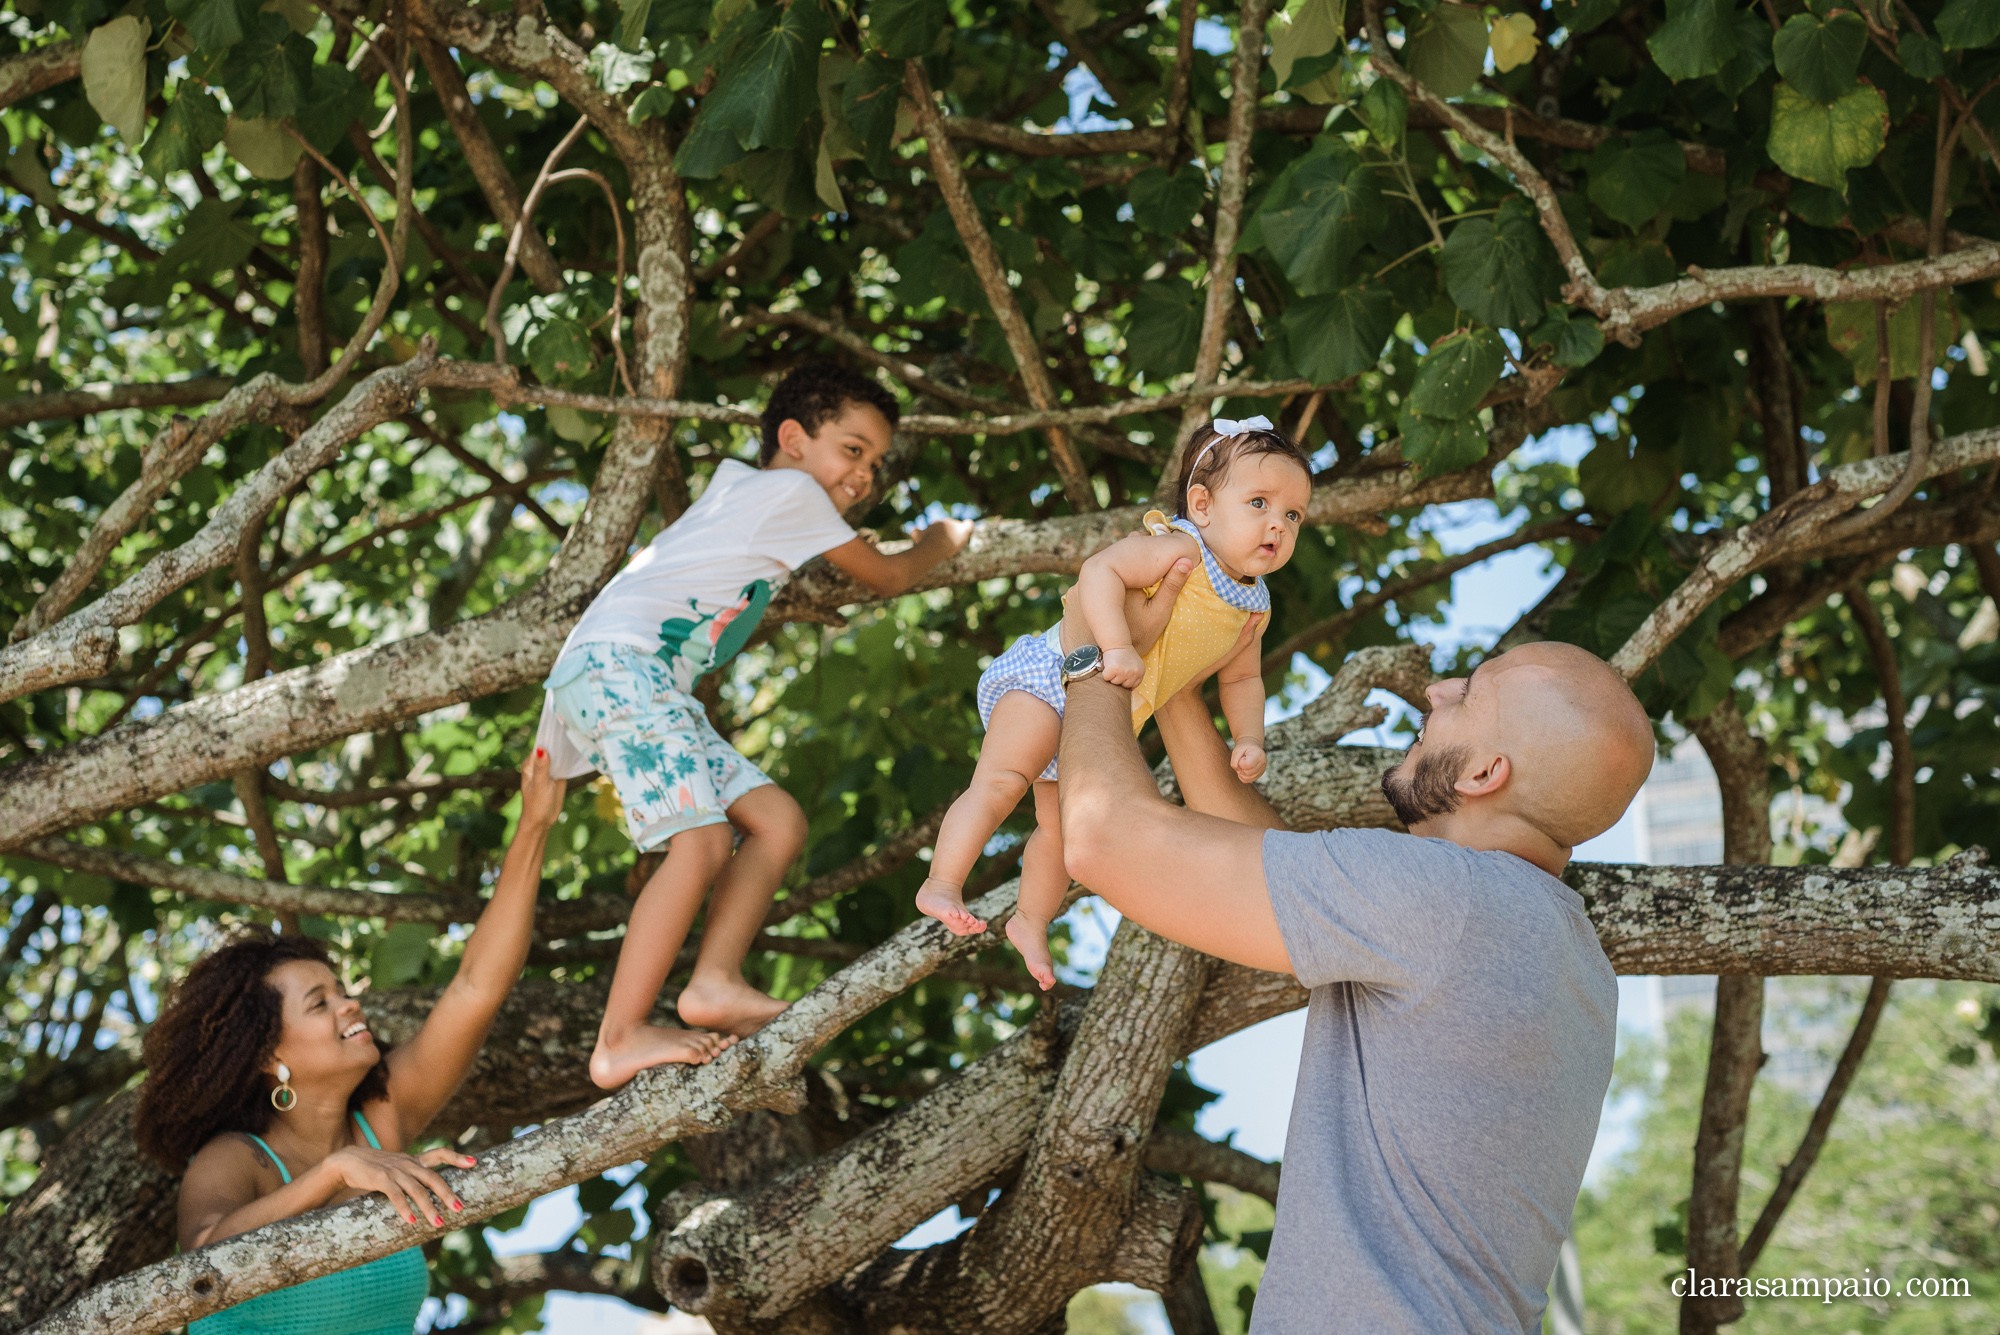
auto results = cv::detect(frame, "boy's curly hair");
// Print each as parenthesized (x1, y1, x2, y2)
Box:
(1172, 420, 1313, 518)
(134, 929, 390, 1173)
(759, 363, 901, 465)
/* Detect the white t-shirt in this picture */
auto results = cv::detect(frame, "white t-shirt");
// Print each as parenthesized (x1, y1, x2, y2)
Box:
(535, 459, 856, 777)
(559, 459, 855, 661)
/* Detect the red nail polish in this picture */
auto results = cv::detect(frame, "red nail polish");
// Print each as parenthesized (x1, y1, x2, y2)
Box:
(535, 747, 545, 757)
(452, 1202, 463, 1211)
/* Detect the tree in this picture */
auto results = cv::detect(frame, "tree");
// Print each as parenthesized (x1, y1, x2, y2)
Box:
(0, 0, 1997, 1328)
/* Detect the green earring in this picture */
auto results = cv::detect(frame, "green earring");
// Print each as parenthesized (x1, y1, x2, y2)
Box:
(271, 1061, 296, 1112)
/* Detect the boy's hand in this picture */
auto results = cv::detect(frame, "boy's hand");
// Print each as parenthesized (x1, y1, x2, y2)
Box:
(1102, 645, 1146, 688)
(1230, 741, 1267, 784)
(914, 516, 973, 558)
(519, 747, 568, 830)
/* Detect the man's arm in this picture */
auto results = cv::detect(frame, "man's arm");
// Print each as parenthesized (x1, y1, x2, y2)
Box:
(1057, 675, 1293, 974)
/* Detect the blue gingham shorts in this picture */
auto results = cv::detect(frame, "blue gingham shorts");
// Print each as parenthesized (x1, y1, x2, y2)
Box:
(976, 625, 1066, 781)
(546, 643, 773, 850)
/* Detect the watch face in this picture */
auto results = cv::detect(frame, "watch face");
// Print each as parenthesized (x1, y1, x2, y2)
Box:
(1062, 645, 1103, 676)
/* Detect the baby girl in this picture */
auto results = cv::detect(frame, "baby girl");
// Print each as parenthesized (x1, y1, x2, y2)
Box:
(916, 417, 1314, 986)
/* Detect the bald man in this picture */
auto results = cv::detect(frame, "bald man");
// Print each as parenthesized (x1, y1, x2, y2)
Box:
(1056, 640, 1655, 1335)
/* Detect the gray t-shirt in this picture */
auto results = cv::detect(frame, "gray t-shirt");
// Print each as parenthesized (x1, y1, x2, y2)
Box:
(1252, 827, 1617, 1334)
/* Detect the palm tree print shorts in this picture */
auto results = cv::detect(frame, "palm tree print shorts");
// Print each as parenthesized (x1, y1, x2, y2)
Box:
(547, 643, 773, 851)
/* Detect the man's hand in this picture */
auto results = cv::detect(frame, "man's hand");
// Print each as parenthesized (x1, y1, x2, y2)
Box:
(1102, 645, 1146, 687)
(1231, 740, 1267, 783)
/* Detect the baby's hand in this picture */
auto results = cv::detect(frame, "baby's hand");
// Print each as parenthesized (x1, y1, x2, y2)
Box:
(1231, 741, 1267, 783)
(1102, 646, 1146, 688)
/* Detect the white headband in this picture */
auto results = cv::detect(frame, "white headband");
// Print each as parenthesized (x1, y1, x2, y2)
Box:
(1186, 415, 1276, 492)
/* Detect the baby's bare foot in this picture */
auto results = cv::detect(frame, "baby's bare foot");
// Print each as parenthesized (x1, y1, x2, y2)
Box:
(589, 1025, 733, 1089)
(677, 975, 790, 1039)
(1005, 914, 1056, 991)
(916, 877, 989, 936)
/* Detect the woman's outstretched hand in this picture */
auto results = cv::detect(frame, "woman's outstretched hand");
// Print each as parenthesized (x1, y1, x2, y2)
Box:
(325, 1144, 476, 1228)
(519, 746, 567, 831)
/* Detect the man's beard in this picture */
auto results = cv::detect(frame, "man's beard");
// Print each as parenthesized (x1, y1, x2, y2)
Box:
(1381, 743, 1471, 828)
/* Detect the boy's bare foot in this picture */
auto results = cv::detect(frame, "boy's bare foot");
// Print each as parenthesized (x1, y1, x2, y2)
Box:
(678, 974, 790, 1038)
(916, 877, 989, 936)
(1005, 913, 1056, 991)
(589, 1025, 734, 1089)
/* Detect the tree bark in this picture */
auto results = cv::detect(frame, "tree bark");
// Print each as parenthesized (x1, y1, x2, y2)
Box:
(1679, 701, 1770, 1333)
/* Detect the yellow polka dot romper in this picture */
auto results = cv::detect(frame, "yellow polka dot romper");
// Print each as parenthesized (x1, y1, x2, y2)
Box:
(1112, 510, 1271, 733)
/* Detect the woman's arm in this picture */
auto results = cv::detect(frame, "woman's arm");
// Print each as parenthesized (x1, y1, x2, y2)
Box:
(823, 518, 973, 596)
(1213, 621, 1270, 782)
(180, 1137, 472, 1247)
(378, 749, 566, 1144)
(1072, 532, 1199, 686)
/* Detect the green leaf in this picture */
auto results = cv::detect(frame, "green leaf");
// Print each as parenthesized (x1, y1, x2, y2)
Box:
(219, 16, 315, 120)
(1596, 237, 1677, 287)
(630, 84, 679, 123)
(1646, 0, 1737, 83)
(731, 143, 821, 218)
(675, 1, 831, 177)
(618, 0, 652, 50)
(1128, 165, 1206, 235)
(1897, 32, 1945, 79)
(1824, 297, 1959, 384)
(1715, 8, 1774, 98)
(297, 60, 372, 154)
(589, 43, 654, 95)
(1270, 0, 1345, 102)
(166, 0, 257, 54)
(1405, 4, 1487, 99)
(223, 115, 302, 178)
(1123, 281, 1203, 378)
(1767, 80, 1887, 188)
(867, 0, 950, 58)
(1282, 283, 1394, 381)
(528, 317, 599, 385)
(1578, 438, 1674, 512)
(1439, 196, 1562, 329)
(1585, 129, 1687, 229)
(843, 53, 902, 177)
(141, 83, 226, 181)
(814, 131, 846, 212)
(1773, 11, 1867, 105)
(82, 16, 150, 149)
(1410, 327, 1505, 420)
(1258, 144, 1383, 295)
(158, 198, 260, 278)
(1936, 0, 2000, 50)
(370, 921, 437, 988)
(1398, 405, 1491, 476)
(1358, 77, 1407, 147)
(1529, 307, 1605, 367)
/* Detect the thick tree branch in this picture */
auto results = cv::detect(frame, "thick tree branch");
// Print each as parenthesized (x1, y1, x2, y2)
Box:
(416, 37, 565, 294)
(1143, 1124, 1280, 1204)
(1679, 701, 1770, 1333)
(905, 59, 1097, 513)
(1609, 428, 2000, 680)
(0, 351, 443, 701)
(1160, 0, 1270, 495)
(0, 41, 81, 110)
(0, 378, 234, 432)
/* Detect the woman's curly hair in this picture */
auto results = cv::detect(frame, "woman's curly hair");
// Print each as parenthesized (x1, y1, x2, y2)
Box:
(1173, 420, 1313, 518)
(135, 929, 390, 1172)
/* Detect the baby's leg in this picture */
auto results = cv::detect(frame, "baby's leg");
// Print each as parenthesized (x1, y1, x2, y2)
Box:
(590, 820, 737, 1089)
(678, 784, 807, 1038)
(1004, 779, 1066, 991)
(918, 691, 1060, 936)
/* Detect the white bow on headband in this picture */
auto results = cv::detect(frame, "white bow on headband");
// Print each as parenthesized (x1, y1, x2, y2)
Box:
(1212, 415, 1274, 437)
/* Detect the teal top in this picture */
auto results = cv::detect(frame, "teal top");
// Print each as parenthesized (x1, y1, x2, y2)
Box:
(189, 1111, 429, 1335)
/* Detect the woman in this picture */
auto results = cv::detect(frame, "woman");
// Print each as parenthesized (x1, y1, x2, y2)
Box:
(134, 748, 602, 1334)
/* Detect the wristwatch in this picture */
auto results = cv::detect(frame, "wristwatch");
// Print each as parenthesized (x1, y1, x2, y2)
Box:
(1060, 644, 1105, 687)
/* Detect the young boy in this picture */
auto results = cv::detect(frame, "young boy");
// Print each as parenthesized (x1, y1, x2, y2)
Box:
(535, 363, 972, 1088)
